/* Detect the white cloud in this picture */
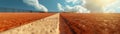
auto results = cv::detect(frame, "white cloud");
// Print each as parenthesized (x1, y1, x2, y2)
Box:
(103, 0, 120, 13)
(23, 0, 48, 12)
(57, 0, 89, 13)
(85, 0, 118, 13)
(65, 5, 89, 13)
(65, 0, 86, 5)
(65, 0, 77, 3)
(57, 3, 64, 11)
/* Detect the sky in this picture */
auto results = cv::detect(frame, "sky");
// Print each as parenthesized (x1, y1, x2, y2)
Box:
(0, 0, 120, 13)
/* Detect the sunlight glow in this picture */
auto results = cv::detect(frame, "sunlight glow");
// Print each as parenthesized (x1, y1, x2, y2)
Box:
(85, 0, 117, 13)
(95, 0, 116, 7)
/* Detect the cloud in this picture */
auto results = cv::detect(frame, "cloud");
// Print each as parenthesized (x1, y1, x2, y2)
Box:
(103, 0, 120, 13)
(65, 5, 90, 13)
(65, 0, 86, 5)
(57, 3, 64, 11)
(85, 0, 117, 13)
(57, 0, 89, 13)
(23, 0, 48, 12)
(65, 0, 78, 3)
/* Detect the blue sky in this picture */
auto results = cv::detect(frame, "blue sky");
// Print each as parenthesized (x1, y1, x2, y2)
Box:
(0, 0, 59, 12)
(0, 0, 120, 13)
(0, 0, 85, 12)
(39, 0, 59, 11)
(0, 0, 34, 10)
(0, 0, 56, 11)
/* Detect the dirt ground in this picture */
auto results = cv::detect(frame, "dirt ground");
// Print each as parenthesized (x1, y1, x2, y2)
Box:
(0, 13, 59, 34)
(60, 13, 120, 34)
(0, 13, 54, 32)
(1, 13, 120, 34)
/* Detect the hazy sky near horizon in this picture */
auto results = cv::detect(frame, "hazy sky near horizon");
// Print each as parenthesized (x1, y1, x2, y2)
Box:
(0, 0, 120, 13)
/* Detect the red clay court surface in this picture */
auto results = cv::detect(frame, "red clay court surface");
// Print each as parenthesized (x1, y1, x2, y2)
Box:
(0, 13, 55, 32)
(1, 13, 120, 34)
(60, 13, 120, 34)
